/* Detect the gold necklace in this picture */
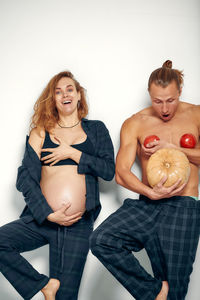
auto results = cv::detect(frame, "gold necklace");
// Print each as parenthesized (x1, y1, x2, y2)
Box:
(57, 120, 80, 128)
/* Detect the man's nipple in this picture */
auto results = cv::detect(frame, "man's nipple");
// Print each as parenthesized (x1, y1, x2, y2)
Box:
(180, 133, 196, 148)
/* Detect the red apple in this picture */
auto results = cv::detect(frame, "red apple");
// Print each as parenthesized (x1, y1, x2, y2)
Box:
(180, 134, 196, 148)
(144, 135, 160, 148)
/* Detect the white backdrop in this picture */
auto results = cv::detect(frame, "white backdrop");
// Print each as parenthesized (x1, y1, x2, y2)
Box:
(0, 0, 199, 299)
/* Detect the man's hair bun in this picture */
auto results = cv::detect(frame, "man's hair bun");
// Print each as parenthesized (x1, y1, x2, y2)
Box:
(162, 60, 172, 69)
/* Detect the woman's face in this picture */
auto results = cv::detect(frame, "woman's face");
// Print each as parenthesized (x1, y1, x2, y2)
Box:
(54, 77, 80, 116)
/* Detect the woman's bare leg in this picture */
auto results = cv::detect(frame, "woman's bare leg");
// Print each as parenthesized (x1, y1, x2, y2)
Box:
(41, 278, 60, 300)
(155, 281, 169, 300)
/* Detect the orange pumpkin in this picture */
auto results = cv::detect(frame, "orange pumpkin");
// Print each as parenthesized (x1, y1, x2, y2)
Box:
(147, 148, 190, 187)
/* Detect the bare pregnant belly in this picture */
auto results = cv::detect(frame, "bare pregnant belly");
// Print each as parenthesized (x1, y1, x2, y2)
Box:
(40, 165, 86, 215)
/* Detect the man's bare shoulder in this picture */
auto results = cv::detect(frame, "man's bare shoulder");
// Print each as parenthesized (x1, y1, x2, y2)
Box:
(179, 101, 200, 119)
(190, 104, 200, 125)
(189, 103, 200, 113)
(179, 101, 199, 111)
(190, 103, 200, 118)
(120, 108, 152, 142)
(122, 107, 153, 128)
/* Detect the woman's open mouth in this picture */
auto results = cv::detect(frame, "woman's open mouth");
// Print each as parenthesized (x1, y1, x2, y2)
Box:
(63, 100, 72, 105)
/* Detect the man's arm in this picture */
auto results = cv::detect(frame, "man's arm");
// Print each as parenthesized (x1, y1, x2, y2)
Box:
(115, 116, 186, 200)
(115, 116, 151, 196)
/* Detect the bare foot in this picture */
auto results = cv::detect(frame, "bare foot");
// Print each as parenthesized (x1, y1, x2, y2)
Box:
(155, 281, 169, 300)
(41, 278, 60, 300)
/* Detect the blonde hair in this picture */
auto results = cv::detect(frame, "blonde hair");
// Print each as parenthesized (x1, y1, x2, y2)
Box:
(148, 60, 184, 92)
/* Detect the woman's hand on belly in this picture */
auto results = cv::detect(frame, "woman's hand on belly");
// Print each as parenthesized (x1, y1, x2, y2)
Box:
(47, 202, 83, 226)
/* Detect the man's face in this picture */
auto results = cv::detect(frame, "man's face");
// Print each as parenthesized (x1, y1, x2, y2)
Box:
(149, 81, 181, 122)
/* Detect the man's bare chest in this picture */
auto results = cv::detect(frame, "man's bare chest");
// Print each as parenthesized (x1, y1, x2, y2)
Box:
(138, 118, 199, 147)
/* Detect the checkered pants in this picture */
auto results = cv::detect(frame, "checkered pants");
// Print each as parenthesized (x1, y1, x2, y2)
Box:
(90, 196, 200, 300)
(0, 212, 93, 300)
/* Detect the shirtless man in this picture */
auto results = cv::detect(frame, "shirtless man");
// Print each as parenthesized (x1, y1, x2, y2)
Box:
(90, 60, 200, 300)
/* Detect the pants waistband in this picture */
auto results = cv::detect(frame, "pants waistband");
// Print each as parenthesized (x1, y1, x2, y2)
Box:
(139, 195, 200, 208)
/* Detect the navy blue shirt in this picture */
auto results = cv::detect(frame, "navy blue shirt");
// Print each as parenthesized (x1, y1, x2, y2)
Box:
(16, 119, 115, 224)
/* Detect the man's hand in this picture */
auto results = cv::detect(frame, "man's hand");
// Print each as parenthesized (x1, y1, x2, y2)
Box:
(47, 203, 82, 226)
(149, 175, 186, 200)
(142, 140, 178, 157)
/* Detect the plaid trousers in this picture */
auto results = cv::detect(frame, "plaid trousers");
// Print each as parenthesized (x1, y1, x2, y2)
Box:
(90, 196, 200, 300)
(0, 211, 93, 300)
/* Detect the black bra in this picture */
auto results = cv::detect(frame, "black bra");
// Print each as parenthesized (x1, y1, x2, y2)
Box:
(41, 132, 94, 166)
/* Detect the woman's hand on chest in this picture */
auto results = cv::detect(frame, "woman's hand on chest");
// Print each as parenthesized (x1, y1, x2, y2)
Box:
(41, 136, 81, 166)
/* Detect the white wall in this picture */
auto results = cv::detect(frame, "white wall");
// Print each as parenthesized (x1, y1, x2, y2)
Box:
(0, 0, 199, 299)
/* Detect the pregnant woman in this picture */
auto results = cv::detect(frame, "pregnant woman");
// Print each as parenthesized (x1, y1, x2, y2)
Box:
(0, 71, 115, 300)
